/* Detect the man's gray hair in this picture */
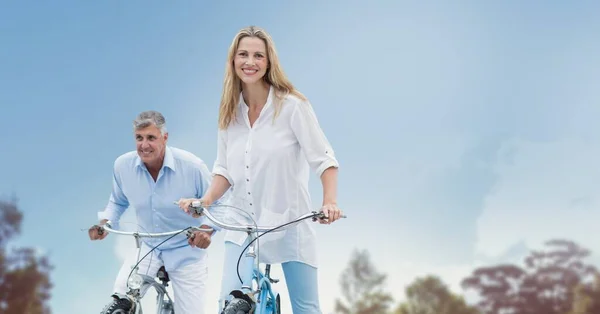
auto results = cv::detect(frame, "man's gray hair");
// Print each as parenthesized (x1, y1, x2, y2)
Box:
(133, 110, 167, 135)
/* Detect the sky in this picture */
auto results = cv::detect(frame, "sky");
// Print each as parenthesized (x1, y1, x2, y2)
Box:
(1, 0, 600, 313)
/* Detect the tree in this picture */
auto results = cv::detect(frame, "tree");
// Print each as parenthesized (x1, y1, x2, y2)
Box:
(395, 275, 479, 314)
(0, 198, 53, 314)
(461, 239, 598, 314)
(567, 273, 600, 314)
(334, 249, 394, 314)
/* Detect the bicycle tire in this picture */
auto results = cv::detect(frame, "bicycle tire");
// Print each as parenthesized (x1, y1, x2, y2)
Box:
(274, 294, 281, 314)
(221, 297, 252, 314)
(100, 295, 134, 314)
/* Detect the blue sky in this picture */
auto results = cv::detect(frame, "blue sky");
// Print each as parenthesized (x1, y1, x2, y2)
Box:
(2, 1, 600, 313)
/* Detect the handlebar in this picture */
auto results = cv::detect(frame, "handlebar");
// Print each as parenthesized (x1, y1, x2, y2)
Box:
(173, 201, 346, 233)
(99, 220, 213, 237)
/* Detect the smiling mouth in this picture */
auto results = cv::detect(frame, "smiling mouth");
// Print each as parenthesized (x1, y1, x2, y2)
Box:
(140, 151, 153, 156)
(242, 68, 258, 75)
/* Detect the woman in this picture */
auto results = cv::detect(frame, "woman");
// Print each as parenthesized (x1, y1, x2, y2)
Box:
(179, 25, 342, 313)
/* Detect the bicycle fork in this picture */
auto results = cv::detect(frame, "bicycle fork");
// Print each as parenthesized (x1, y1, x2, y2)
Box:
(127, 234, 174, 314)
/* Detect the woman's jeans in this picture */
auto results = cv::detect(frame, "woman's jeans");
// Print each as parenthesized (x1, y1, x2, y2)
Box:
(218, 239, 322, 314)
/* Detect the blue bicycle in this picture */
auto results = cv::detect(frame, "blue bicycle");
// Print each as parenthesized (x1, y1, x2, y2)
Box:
(181, 200, 346, 314)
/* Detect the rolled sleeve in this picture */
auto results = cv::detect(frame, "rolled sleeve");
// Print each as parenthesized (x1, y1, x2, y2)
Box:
(290, 100, 339, 177)
(212, 129, 234, 185)
(97, 164, 129, 224)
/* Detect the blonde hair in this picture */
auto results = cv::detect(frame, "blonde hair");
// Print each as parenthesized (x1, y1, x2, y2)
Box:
(218, 25, 306, 129)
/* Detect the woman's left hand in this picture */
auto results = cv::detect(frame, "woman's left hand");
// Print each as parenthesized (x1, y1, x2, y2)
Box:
(319, 203, 343, 224)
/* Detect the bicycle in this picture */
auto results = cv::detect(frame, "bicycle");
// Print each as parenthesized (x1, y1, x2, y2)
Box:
(94, 222, 213, 314)
(179, 200, 346, 314)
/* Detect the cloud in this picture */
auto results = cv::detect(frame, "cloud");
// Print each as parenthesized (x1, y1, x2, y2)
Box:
(371, 136, 600, 309)
(475, 137, 600, 263)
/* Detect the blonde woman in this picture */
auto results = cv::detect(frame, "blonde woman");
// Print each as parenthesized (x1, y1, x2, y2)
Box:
(179, 25, 342, 313)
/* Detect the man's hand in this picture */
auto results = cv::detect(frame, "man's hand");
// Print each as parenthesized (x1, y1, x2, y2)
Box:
(318, 203, 343, 225)
(88, 219, 109, 240)
(178, 197, 213, 218)
(188, 225, 213, 249)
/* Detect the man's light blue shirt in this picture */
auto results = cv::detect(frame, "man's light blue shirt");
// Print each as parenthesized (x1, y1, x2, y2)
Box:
(98, 146, 219, 269)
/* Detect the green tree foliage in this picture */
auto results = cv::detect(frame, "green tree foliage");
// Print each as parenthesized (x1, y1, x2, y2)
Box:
(461, 239, 598, 314)
(334, 249, 394, 314)
(395, 275, 479, 314)
(0, 198, 53, 314)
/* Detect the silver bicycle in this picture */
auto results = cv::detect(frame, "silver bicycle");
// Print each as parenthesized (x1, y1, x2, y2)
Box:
(95, 222, 212, 314)
(180, 200, 346, 314)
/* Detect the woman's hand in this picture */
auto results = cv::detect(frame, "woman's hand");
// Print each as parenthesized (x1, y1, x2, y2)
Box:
(178, 197, 213, 218)
(319, 202, 343, 224)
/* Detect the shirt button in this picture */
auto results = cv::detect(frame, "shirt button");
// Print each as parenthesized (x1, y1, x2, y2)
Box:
(246, 179, 249, 182)
(246, 165, 249, 168)
(247, 192, 251, 195)
(250, 203, 253, 206)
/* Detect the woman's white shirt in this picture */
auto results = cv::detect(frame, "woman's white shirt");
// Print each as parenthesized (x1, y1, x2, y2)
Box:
(212, 86, 339, 267)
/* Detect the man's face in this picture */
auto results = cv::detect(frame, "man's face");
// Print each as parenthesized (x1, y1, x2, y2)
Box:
(135, 125, 168, 166)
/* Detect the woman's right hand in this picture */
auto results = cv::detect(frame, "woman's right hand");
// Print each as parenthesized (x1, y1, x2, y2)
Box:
(178, 197, 213, 218)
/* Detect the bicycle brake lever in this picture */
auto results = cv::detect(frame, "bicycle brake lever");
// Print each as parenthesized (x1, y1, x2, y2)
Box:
(172, 200, 205, 216)
(186, 226, 208, 240)
(312, 211, 348, 222)
(191, 206, 204, 216)
(186, 229, 195, 240)
(312, 211, 327, 222)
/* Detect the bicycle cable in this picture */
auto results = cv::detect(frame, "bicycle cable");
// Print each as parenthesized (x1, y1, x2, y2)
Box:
(235, 212, 321, 284)
(118, 221, 156, 278)
(125, 227, 191, 286)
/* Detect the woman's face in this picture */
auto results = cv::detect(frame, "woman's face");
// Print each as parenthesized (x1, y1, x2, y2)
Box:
(234, 36, 269, 86)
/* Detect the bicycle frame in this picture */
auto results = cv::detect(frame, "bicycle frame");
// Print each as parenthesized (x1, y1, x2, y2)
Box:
(236, 231, 280, 314)
(101, 221, 212, 314)
(253, 247, 280, 314)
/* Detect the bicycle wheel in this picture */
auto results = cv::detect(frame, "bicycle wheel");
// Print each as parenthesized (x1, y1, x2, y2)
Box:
(100, 295, 134, 314)
(160, 301, 175, 314)
(274, 294, 281, 314)
(221, 297, 253, 314)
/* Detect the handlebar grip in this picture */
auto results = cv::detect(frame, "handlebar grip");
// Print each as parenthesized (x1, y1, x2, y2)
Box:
(172, 200, 205, 216)
(172, 200, 203, 208)
(312, 211, 348, 222)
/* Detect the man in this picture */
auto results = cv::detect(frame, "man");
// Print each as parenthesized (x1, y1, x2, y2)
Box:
(89, 110, 218, 313)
